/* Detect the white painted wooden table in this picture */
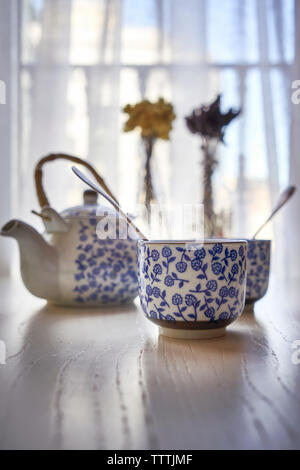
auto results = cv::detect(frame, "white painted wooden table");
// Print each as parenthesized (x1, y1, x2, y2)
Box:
(0, 276, 299, 450)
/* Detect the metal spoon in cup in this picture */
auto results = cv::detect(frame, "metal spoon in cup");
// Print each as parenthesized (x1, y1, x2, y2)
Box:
(253, 185, 296, 239)
(72, 166, 148, 241)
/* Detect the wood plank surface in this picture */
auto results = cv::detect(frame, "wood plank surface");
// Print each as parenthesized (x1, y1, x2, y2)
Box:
(0, 276, 299, 450)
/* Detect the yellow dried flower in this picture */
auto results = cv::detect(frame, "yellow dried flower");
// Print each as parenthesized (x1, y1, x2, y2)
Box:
(122, 97, 176, 140)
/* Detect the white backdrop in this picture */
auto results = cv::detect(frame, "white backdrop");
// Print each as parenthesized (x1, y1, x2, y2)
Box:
(0, 0, 299, 279)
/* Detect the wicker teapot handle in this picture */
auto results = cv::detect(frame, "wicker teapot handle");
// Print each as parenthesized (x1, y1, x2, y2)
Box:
(34, 153, 118, 208)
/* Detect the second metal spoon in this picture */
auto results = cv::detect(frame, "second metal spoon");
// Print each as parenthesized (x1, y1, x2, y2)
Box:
(253, 185, 296, 239)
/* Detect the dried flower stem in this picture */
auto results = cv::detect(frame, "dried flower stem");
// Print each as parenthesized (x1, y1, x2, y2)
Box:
(142, 136, 156, 222)
(202, 138, 218, 236)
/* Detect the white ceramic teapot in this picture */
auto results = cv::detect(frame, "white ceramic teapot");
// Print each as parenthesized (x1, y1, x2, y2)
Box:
(1, 154, 139, 307)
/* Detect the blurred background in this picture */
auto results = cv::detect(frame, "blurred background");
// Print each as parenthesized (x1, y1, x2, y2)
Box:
(0, 0, 299, 278)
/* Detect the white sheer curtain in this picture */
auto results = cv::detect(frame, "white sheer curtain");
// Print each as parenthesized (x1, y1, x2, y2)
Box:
(285, 0, 300, 279)
(19, 0, 122, 220)
(6, 0, 298, 276)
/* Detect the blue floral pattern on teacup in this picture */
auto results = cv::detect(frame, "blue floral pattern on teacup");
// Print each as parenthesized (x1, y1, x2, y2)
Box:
(246, 240, 271, 302)
(138, 241, 247, 324)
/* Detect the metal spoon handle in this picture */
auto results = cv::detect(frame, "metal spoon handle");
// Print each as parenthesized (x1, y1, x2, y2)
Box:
(253, 185, 296, 239)
(72, 166, 148, 240)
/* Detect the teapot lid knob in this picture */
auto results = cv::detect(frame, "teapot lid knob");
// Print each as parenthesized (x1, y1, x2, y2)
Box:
(83, 190, 98, 205)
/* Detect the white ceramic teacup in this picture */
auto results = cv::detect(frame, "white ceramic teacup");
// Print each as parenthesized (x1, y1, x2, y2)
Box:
(138, 239, 247, 339)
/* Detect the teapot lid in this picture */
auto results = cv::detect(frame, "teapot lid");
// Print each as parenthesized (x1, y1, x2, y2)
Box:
(61, 190, 117, 219)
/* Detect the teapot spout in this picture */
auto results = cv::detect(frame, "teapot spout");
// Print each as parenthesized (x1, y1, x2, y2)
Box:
(1, 219, 59, 301)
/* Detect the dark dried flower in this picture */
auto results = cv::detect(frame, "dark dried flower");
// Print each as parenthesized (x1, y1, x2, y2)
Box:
(185, 94, 241, 143)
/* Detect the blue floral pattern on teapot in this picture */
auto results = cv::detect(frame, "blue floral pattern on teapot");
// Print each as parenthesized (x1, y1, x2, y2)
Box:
(53, 200, 139, 307)
(73, 218, 138, 305)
